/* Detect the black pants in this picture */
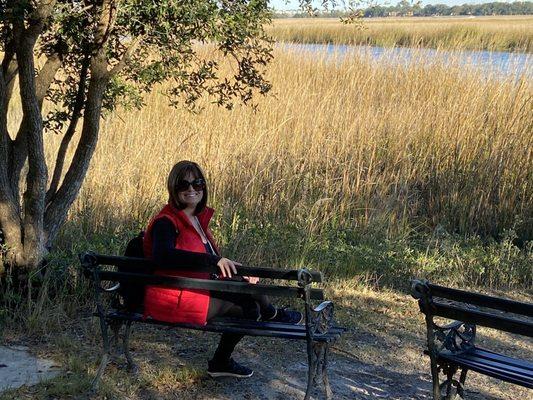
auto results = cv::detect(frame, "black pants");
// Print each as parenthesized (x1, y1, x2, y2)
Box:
(207, 291, 271, 363)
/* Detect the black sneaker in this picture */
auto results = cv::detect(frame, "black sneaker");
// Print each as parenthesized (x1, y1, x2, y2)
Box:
(268, 307, 304, 325)
(207, 358, 254, 378)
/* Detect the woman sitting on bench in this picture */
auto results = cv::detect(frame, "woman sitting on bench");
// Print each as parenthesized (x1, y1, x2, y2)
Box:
(143, 160, 302, 378)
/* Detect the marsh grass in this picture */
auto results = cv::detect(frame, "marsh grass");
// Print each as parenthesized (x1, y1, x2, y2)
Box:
(35, 47, 531, 290)
(268, 16, 533, 52)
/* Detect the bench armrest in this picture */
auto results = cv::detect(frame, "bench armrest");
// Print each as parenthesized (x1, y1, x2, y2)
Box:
(307, 301, 335, 336)
(432, 320, 477, 355)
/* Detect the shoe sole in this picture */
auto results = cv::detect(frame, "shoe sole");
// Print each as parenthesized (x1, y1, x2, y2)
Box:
(207, 371, 254, 378)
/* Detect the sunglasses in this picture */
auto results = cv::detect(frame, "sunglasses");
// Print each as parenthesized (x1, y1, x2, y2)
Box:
(175, 178, 206, 192)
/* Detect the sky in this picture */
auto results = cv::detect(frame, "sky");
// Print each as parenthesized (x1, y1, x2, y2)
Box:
(269, 0, 519, 9)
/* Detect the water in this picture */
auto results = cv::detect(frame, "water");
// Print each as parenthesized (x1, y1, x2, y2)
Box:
(277, 43, 532, 79)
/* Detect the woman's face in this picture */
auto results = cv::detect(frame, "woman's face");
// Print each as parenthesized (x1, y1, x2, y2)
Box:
(176, 172, 204, 209)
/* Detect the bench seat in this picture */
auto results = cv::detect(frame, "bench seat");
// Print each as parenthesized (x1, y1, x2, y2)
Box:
(439, 348, 533, 389)
(106, 311, 346, 342)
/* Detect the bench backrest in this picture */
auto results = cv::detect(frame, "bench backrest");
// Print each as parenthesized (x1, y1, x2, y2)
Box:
(412, 280, 533, 338)
(80, 252, 325, 304)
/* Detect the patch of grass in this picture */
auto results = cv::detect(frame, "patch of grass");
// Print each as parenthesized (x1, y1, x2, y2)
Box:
(146, 365, 204, 391)
(219, 216, 532, 289)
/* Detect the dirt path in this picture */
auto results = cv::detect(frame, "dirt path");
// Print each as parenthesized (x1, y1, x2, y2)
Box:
(171, 343, 434, 400)
(0, 346, 60, 393)
(120, 328, 524, 400)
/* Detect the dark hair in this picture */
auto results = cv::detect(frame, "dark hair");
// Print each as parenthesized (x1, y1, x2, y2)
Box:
(167, 160, 208, 214)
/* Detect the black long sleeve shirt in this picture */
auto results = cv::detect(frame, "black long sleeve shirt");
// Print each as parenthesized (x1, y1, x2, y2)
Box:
(151, 218, 221, 270)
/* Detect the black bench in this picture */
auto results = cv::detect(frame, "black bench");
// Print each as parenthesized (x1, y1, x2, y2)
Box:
(80, 252, 346, 399)
(411, 279, 533, 399)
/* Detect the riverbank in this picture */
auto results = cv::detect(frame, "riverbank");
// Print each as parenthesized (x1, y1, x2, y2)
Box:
(267, 16, 533, 52)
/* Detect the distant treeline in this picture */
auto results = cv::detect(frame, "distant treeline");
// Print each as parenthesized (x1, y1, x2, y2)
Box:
(276, 2, 533, 18)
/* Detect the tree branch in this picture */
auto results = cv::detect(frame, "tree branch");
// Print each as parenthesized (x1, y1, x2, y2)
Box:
(5, 2, 62, 211)
(1, 46, 24, 269)
(4, 60, 18, 106)
(44, 67, 108, 245)
(45, 54, 90, 205)
(44, 1, 117, 245)
(8, 123, 28, 206)
(0, 68, 13, 199)
(109, 36, 143, 77)
(2, 40, 19, 111)
(1, 42, 15, 76)
(7, 52, 63, 202)
(36, 53, 62, 108)
(94, 0, 117, 51)
(25, 0, 58, 39)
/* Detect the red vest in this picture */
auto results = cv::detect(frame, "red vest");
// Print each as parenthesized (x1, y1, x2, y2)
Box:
(143, 203, 220, 325)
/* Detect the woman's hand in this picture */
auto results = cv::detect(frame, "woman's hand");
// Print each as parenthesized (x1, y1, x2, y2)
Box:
(216, 257, 241, 278)
(243, 276, 259, 284)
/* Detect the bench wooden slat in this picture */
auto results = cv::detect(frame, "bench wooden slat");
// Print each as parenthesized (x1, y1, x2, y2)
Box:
(97, 270, 324, 300)
(432, 300, 533, 337)
(208, 317, 347, 334)
(457, 353, 533, 377)
(476, 347, 533, 372)
(429, 283, 533, 317)
(106, 312, 339, 342)
(471, 349, 533, 371)
(439, 352, 533, 389)
(91, 254, 323, 282)
(440, 358, 533, 388)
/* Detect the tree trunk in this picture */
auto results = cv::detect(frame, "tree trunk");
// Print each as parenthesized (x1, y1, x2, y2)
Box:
(44, 62, 108, 247)
(15, 30, 48, 271)
(1, 1, 115, 277)
(0, 47, 24, 273)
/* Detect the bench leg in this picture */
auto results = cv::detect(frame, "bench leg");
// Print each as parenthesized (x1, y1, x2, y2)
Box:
(304, 339, 316, 400)
(429, 357, 441, 399)
(321, 343, 333, 400)
(110, 320, 123, 349)
(92, 321, 111, 390)
(123, 321, 138, 373)
(457, 368, 467, 398)
(444, 367, 455, 399)
(438, 364, 465, 400)
(304, 341, 333, 400)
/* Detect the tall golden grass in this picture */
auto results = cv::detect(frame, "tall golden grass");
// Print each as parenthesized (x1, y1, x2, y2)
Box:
(268, 16, 533, 52)
(0, 47, 517, 287)
(40, 48, 532, 246)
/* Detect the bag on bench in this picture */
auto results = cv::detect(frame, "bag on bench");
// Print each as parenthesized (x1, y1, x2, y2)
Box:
(120, 232, 149, 312)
